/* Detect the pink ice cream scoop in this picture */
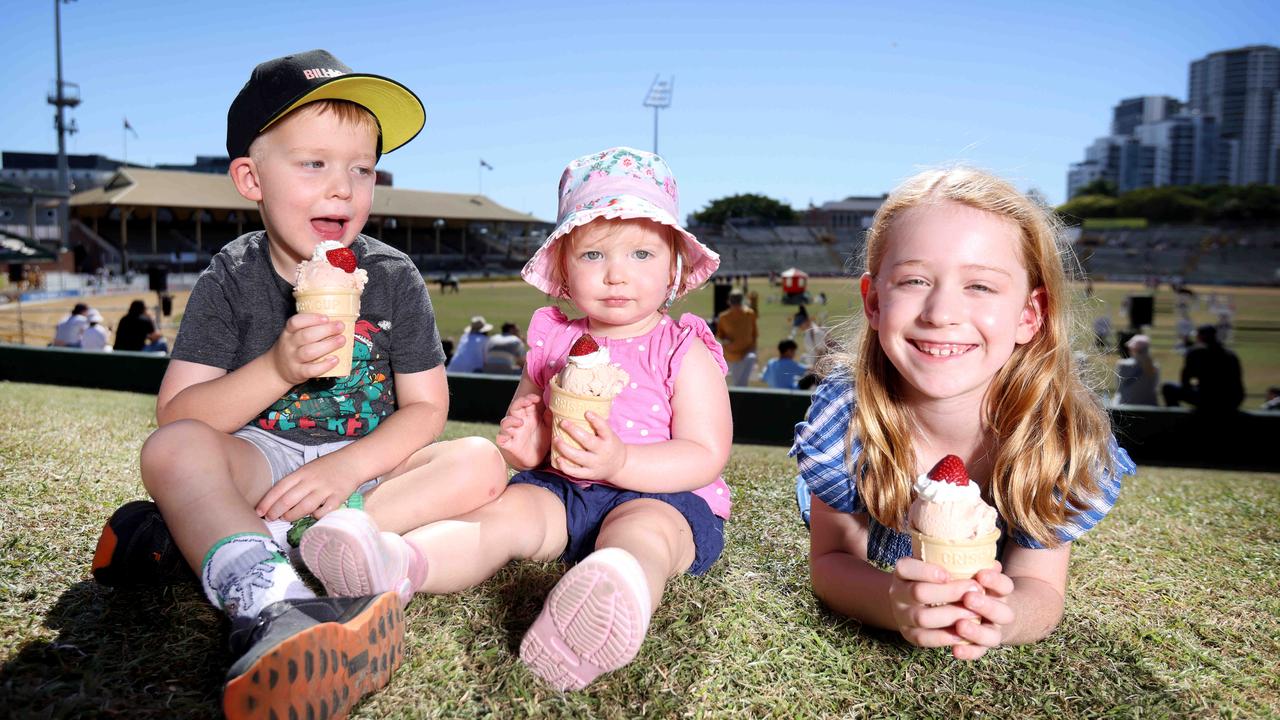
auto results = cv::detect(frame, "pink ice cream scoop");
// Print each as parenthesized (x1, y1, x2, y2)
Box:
(909, 455, 998, 540)
(294, 241, 369, 292)
(556, 333, 629, 398)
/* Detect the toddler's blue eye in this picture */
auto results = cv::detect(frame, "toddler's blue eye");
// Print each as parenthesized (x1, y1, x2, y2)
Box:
(634, 250, 652, 260)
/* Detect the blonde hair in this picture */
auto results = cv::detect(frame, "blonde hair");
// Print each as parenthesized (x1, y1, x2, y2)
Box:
(830, 167, 1113, 546)
(249, 100, 380, 160)
(551, 217, 691, 301)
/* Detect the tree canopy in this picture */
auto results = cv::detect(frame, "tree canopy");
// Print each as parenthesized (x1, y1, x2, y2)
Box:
(1057, 184, 1280, 224)
(691, 193, 796, 226)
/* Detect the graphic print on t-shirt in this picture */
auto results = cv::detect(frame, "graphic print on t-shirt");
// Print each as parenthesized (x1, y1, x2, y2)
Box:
(256, 319, 394, 438)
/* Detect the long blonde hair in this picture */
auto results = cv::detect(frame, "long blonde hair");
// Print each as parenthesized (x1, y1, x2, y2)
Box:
(832, 168, 1113, 546)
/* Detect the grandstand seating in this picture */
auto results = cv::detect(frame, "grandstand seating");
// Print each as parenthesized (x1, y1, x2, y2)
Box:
(1076, 226, 1280, 286)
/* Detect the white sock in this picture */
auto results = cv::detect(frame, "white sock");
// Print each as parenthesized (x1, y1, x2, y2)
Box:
(265, 519, 291, 548)
(265, 518, 305, 565)
(201, 533, 314, 622)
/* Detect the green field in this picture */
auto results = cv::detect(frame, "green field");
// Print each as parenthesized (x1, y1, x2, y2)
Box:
(3, 275, 1277, 403)
(423, 276, 1280, 405)
(0, 383, 1276, 718)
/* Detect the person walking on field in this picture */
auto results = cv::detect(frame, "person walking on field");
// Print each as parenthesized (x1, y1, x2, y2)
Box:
(716, 288, 758, 386)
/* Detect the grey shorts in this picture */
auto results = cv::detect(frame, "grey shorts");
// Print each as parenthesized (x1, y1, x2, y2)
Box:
(233, 425, 383, 495)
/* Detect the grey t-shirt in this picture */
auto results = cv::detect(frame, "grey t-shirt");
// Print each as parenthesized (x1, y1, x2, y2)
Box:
(173, 231, 444, 445)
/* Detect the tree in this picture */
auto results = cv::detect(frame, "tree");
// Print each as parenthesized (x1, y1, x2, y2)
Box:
(1073, 179, 1118, 198)
(691, 193, 796, 226)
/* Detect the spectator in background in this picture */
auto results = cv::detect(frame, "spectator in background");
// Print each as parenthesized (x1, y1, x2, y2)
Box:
(798, 315, 828, 369)
(790, 305, 809, 336)
(80, 309, 113, 351)
(1262, 387, 1280, 412)
(114, 300, 168, 353)
(1162, 325, 1244, 412)
(1113, 334, 1158, 405)
(1091, 313, 1112, 351)
(447, 315, 492, 373)
(52, 303, 90, 347)
(760, 339, 806, 389)
(716, 288, 758, 386)
(483, 321, 527, 375)
(441, 337, 455, 367)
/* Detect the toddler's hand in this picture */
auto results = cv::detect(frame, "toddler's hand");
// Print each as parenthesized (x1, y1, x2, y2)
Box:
(270, 313, 347, 386)
(496, 393, 548, 469)
(551, 411, 626, 481)
(950, 562, 1015, 660)
(256, 452, 358, 522)
(889, 557, 984, 650)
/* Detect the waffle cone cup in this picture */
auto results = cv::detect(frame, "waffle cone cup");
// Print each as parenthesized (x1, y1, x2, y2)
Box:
(547, 376, 614, 469)
(910, 528, 1001, 579)
(293, 288, 361, 377)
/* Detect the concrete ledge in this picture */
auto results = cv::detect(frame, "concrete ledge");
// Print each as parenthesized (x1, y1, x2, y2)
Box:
(3, 344, 1276, 471)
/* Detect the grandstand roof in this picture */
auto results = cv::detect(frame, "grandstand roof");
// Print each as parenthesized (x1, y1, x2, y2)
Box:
(69, 167, 547, 224)
(818, 196, 884, 212)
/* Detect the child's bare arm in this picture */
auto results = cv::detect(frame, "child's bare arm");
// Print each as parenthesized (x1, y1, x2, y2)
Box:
(496, 371, 550, 470)
(156, 314, 347, 430)
(809, 497, 983, 647)
(256, 364, 449, 521)
(949, 544, 1068, 659)
(552, 340, 731, 493)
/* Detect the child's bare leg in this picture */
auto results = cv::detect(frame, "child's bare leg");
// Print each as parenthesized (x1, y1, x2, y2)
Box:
(363, 436, 508, 534)
(594, 499, 697, 608)
(520, 499, 696, 690)
(302, 482, 567, 599)
(403, 483, 567, 593)
(139, 419, 273, 571)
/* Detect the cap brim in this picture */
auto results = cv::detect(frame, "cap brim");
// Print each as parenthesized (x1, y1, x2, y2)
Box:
(264, 74, 426, 155)
(521, 197, 720, 299)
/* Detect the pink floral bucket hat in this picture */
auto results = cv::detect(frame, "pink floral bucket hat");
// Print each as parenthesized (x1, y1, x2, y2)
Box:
(521, 146, 719, 299)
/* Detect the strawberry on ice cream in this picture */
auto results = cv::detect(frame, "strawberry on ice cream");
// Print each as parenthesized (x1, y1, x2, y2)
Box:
(909, 455, 997, 540)
(294, 241, 368, 292)
(556, 334, 629, 398)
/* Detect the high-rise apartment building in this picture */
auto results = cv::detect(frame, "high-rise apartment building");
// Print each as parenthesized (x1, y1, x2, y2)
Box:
(1187, 45, 1279, 184)
(1068, 45, 1280, 197)
(1111, 96, 1182, 137)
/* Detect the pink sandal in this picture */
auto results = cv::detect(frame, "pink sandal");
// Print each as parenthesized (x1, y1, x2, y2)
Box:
(299, 508, 426, 608)
(519, 548, 653, 691)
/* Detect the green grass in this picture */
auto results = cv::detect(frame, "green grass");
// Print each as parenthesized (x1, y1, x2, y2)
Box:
(1, 382, 1277, 718)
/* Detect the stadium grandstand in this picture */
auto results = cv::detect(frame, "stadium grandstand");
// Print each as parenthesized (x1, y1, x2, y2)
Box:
(63, 167, 550, 275)
(1072, 225, 1280, 286)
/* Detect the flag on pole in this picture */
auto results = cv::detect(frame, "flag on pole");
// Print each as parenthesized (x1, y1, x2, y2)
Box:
(479, 159, 493, 170)
(124, 117, 138, 138)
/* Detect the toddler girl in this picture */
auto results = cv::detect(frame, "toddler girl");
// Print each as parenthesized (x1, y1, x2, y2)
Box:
(302, 147, 732, 689)
(793, 167, 1136, 659)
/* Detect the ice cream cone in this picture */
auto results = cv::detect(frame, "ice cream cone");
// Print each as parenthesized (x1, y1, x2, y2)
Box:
(293, 288, 361, 377)
(910, 528, 1001, 579)
(547, 376, 614, 469)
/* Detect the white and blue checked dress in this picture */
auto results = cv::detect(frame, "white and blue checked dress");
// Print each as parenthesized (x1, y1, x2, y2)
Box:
(790, 376, 1136, 566)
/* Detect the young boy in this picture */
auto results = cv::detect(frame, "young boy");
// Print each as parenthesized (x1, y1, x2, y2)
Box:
(89, 49, 506, 719)
(760, 338, 806, 389)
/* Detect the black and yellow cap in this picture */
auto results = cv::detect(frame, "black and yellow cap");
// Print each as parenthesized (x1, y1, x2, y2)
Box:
(226, 49, 425, 159)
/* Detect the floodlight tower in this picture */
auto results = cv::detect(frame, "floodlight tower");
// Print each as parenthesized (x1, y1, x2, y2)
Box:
(642, 75, 673, 156)
(49, 0, 80, 250)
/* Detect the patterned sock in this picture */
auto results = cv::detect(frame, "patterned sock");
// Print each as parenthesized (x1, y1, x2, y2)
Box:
(201, 533, 314, 622)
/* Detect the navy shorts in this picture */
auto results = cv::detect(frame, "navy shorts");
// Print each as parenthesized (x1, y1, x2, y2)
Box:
(508, 470, 725, 576)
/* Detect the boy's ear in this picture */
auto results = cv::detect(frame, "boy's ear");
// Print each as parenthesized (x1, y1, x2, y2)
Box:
(229, 157, 263, 203)
(1015, 287, 1047, 344)
(860, 273, 880, 330)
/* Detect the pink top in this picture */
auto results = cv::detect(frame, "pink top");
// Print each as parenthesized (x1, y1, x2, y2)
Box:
(526, 306, 732, 519)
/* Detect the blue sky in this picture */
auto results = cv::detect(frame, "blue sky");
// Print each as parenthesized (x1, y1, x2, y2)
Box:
(3, 0, 1276, 222)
